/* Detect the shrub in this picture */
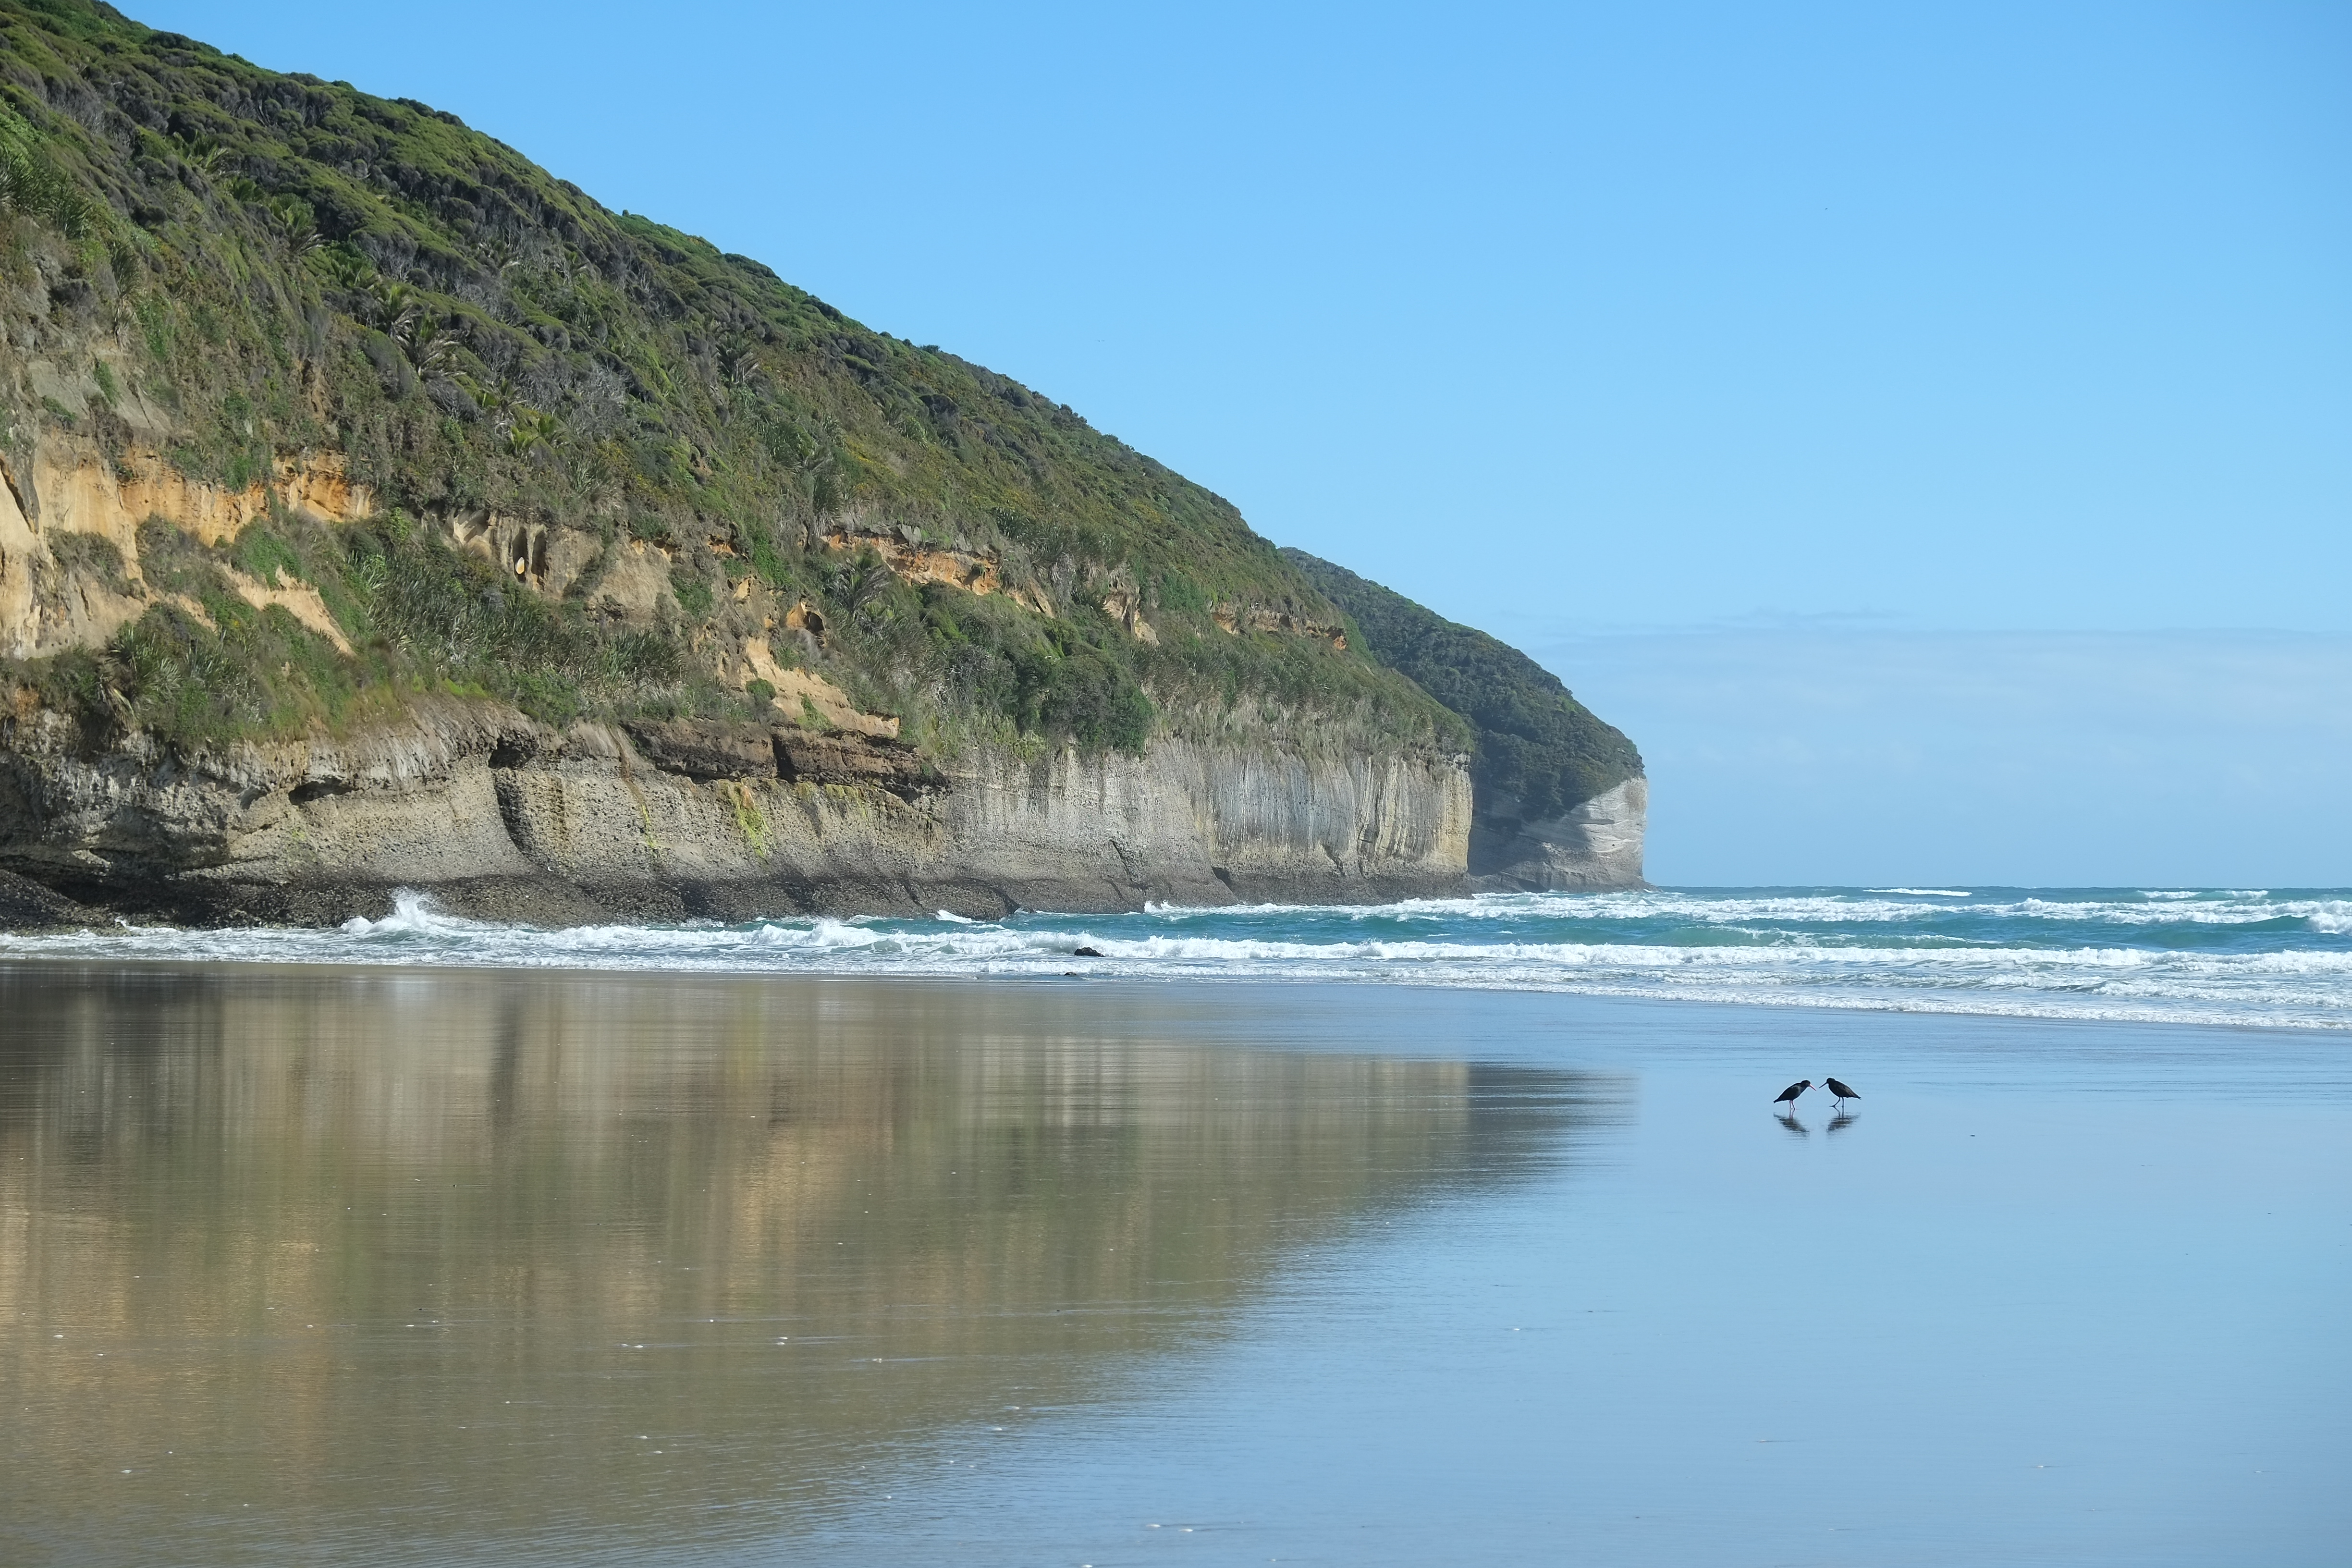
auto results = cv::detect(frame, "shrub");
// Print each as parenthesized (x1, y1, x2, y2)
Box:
(47, 532, 131, 595)
(669, 566, 713, 617)
(232, 526, 304, 588)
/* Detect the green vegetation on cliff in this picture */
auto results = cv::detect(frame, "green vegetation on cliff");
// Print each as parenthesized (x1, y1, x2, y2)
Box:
(1285, 550, 1642, 820)
(0, 0, 1469, 760)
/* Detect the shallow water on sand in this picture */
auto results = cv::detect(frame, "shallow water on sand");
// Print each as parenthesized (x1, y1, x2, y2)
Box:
(1, 968, 2344, 1565)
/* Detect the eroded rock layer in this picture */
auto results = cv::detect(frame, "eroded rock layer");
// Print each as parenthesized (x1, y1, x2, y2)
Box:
(0, 699, 1472, 927)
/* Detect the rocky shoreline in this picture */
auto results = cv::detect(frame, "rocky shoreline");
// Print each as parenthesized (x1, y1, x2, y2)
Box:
(0, 699, 1511, 931)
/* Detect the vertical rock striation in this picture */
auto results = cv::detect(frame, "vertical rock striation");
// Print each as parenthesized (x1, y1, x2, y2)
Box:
(1468, 775, 1647, 891)
(0, 702, 1471, 925)
(1283, 551, 1647, 888)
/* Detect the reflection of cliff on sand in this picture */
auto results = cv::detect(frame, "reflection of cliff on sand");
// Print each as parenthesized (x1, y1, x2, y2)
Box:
(0, 966, 1620, 1566)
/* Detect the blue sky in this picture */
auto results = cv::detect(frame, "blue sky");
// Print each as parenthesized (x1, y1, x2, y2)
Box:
(133, 0, 2351, 882)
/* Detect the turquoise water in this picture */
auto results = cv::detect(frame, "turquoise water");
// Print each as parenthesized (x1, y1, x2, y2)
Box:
(6, 885, 2348, 1029)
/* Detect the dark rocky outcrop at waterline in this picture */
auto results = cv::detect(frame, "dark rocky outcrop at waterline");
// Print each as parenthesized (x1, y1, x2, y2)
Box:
(0, 866, 93, 931)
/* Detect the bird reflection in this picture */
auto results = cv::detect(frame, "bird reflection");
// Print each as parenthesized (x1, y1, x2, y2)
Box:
(1775, 1112, 1810, 1138)
(1826, 1111, 1858, 1135)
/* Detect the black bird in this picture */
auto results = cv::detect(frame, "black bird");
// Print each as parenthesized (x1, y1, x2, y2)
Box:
(1824, 1077, 1861, 1106)
(1773, 1079, 1812, 1110)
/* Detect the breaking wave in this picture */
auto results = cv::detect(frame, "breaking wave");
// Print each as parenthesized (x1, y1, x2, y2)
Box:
(7, 885, 2349, 1030)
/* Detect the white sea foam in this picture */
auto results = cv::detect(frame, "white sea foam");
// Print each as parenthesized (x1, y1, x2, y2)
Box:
(7, 885, 2347, 1030)
(1864, 888, 1974, 897)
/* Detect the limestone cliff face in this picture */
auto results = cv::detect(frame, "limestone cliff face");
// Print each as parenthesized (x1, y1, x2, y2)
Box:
(1279, 551, 1646, 892)
(1469, 776, 1648, 892)
(0, 700, 1471, 926)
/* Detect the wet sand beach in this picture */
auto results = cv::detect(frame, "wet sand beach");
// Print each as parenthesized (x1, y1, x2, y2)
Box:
(2, 966, 2345, 1565)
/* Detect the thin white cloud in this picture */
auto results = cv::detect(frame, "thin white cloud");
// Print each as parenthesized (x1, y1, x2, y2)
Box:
(1525, 629, 2352, 886)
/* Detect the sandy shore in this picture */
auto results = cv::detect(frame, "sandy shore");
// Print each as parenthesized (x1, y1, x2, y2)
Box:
(2, 967, 2344, 1565)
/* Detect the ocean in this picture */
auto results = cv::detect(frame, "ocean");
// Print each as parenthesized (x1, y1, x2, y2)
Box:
(7, 884, 2346, 1031)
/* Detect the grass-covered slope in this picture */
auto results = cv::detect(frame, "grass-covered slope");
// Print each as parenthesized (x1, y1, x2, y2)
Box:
(0, 0, 1469, 761)
(1285, 550, 1642, 822)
